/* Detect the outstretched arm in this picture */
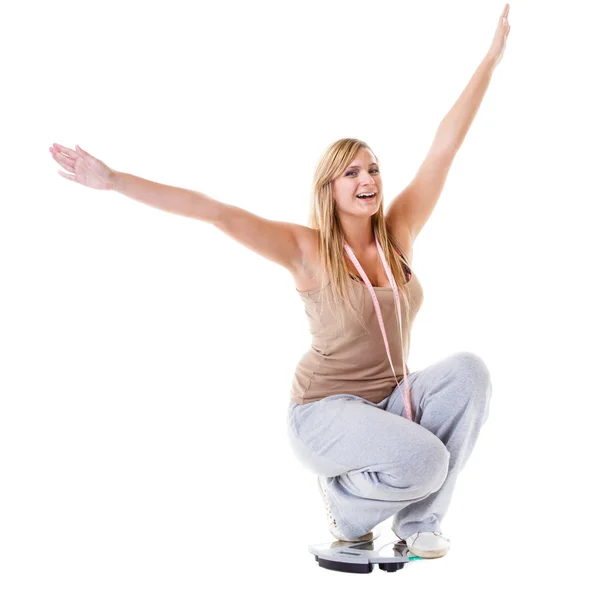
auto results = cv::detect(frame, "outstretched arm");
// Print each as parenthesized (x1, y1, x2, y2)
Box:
(435, 4, 511, 152)
(386, 4, 511, 241)
(50, 143, 305, 272)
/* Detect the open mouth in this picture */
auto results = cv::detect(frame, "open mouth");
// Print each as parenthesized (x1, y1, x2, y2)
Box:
(357, 193, 377, 202)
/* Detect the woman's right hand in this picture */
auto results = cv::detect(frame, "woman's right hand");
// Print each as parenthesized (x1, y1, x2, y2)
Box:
(49, 143, 117, 191)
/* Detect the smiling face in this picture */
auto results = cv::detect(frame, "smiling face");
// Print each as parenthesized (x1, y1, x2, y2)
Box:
(332, 147, 381, 217)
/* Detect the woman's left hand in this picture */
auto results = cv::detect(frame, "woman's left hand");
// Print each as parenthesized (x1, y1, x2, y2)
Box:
(487, 3, 511, 68)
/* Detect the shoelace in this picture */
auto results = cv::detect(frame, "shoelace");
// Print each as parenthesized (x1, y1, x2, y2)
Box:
(319, 479, 339, 529)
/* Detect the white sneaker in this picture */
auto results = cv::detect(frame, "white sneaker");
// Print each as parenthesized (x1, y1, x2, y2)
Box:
(317, 476, 378, 543)
(405, 531, 451, 559)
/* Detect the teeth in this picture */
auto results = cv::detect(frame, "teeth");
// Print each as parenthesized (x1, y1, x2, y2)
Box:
(358, 193, 375, 198)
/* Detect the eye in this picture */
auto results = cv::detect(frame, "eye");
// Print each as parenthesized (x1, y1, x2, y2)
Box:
(345, 169, 380, 176)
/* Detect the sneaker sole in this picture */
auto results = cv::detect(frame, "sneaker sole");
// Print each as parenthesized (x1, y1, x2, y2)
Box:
(407, 547, 449, 559)
(405, 533, 451, 559)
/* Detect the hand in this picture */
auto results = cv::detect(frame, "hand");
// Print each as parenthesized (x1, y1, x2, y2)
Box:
(49, 143, 116, 191)
(486, 3, 511, 68)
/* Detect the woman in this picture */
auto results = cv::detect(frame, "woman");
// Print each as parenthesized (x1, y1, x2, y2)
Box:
(49, 5, 510, 561)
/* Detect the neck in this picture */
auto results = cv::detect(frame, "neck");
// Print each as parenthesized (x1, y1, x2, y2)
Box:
(341, 219, 376, 254)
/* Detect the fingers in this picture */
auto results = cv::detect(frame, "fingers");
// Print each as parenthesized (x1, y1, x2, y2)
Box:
(50, 147, 76, 172)
(50, 142, 88, 160)
(499, 7, 510, 31)
(51, 142, 76, 158)
(57, 170, 76, 181)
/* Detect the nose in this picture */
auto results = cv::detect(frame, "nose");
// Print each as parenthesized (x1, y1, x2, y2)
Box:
(359, 173, 376, 186)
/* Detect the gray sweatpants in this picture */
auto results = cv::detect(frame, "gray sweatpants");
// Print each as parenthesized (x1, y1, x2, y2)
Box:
(286, 351, 492, 541)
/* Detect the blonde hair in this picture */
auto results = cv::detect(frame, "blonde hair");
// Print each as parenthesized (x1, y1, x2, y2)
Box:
(306, 138, 413, 336)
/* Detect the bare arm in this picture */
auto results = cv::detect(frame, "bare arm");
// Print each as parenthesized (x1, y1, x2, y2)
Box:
(111, 171, 305, 272)
(111, 171, 222, 223)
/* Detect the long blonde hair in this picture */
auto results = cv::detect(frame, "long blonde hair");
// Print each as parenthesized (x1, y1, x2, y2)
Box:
(307, 138, 413, 336)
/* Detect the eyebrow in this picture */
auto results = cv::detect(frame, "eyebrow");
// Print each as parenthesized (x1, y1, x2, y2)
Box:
(346, 162, 378, 169)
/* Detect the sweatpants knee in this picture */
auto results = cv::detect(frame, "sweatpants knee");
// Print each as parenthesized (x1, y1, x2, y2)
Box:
(452, 351, 490, 382)
(452, 351, 493, 408)
(427, 445, 450, 494)
(410, 439, 450, 497)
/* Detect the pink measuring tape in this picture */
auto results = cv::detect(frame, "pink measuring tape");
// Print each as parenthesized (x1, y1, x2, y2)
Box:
(343, 234, 413, 422)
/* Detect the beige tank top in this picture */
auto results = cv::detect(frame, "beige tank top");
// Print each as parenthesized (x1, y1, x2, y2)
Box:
(290, 258, 424, 405)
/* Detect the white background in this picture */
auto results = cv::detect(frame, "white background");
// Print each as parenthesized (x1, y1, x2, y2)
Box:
(2, 0, 598, 596)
